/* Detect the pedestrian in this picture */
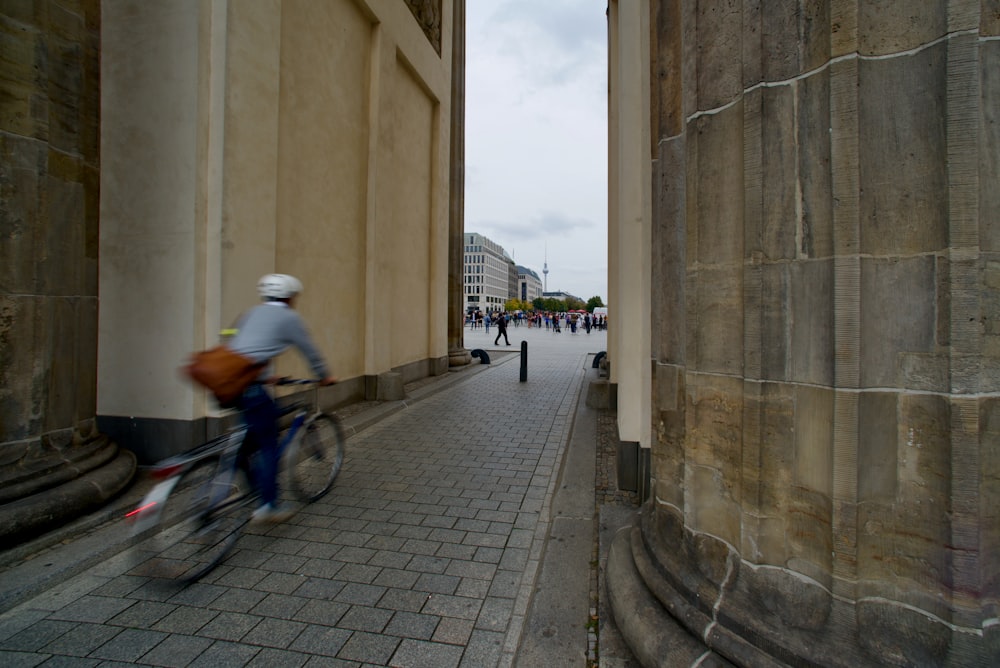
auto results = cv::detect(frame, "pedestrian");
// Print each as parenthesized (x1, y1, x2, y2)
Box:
(584, 313, 591, 334)
(494, 311, 511, 346)
(485, 312, 492, 334)
(229, 274, 337, 523)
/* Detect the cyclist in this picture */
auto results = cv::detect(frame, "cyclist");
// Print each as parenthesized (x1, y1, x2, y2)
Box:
(228, 273, 336, 522)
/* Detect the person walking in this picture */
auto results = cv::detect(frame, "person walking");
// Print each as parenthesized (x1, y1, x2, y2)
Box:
(228, 273, 337, 523)
(494, 311, 511, 346)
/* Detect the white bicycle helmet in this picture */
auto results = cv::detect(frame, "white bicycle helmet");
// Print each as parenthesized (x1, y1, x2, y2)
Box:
(257, 273, 303, 300)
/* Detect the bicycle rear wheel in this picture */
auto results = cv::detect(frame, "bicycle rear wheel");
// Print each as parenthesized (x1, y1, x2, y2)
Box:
(161, 464, 254, 581)
(287, 413, 345, 501)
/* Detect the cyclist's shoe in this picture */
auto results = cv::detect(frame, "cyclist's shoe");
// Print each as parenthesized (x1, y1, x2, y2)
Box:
(251, 503, 293, 524)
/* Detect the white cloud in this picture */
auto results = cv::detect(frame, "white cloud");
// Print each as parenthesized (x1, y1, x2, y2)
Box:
(465, 0, 608, 302)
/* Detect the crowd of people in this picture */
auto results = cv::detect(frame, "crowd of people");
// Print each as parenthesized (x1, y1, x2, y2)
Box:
(466, 310, 607, 335)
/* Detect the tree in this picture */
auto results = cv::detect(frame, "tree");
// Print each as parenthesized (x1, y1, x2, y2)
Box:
(586, 296, 605, 312)
(505, 298, 530, 313)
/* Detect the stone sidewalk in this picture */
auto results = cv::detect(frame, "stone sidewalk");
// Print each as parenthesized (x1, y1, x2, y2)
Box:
(1, 325, 633, 667)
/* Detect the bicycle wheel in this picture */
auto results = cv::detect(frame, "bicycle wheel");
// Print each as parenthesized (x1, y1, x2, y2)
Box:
(162, 463, 254, 581)
(287, 413, 344, 501)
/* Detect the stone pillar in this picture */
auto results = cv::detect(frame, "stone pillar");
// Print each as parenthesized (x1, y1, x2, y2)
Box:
(448, 0, 471, 367)
(606, 1, 999, 665)
(0, 1, 135, 545)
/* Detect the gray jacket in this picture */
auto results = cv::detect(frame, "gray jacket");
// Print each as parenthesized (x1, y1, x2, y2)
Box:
(228, 302, 330, 379)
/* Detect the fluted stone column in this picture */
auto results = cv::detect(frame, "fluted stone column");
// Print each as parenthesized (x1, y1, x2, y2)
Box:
(606, 1, 999, 665)
(0, 1, 136, 546)
(448, 0, 471, 367)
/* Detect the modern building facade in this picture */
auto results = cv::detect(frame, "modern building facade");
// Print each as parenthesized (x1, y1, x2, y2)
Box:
(516, 265, 543, 303)
(604, 2, 999, 666)
(463, 232, 513, 313)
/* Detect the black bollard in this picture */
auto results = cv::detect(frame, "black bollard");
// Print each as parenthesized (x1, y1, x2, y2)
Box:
(519, 341, 528, 382)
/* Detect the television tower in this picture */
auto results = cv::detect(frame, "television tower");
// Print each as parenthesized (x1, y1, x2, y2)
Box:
(543, 245, 549, 292)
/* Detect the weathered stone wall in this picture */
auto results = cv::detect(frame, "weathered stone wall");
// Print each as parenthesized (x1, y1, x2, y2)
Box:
(1, 2, 100, 457)
(1, 1, 135, 545)
(614, 0, 999, 665)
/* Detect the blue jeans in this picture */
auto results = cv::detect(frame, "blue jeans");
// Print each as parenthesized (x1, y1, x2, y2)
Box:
(238, 383, 279, 507)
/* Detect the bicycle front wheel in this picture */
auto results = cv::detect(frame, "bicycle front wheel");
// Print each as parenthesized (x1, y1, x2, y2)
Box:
(288, 413, 345, 501)
(173, 466, 254, 581)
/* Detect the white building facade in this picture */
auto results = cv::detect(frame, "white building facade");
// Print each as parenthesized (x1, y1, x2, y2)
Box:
(516, 265, 542, 303)
(464, 233, 513, 313)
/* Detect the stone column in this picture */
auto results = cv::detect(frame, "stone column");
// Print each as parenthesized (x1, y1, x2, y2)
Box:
(0, 1, 135, 546)
(448, 0, 471, 367)
(606, 1, 999, 665)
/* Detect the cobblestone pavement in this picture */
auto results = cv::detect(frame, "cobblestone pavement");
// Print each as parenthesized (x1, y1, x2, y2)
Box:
(1, 325, 639, 667)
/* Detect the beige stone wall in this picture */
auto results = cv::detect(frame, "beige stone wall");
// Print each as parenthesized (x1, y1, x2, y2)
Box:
(98, 0, 453, 456)
(611, 0, 999, 664)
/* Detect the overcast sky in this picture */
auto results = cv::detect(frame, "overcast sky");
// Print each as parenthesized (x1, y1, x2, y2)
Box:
(464, 1, 608, 303)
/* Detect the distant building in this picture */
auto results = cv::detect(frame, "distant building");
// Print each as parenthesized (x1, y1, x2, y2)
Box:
(541, 290, 581, 305)
(516, 265, 542, 303)
(464, 233, 513, 313)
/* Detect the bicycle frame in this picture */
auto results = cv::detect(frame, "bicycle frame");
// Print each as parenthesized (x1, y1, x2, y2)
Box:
(127, 379, 317, 535)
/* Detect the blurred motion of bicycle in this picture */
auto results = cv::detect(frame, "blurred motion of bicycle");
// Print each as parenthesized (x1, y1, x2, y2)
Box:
(127, 379, 344, 581)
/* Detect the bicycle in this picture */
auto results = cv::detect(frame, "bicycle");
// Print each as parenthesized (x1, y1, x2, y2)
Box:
(127, 379, 345, 581)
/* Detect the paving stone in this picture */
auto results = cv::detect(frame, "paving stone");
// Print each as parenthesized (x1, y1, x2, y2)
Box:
(297, 558, 343, 579)
(371, 568, 420, 589)
(2, 650, 55, 667)
(211, 566, 269, 589)
(241, 617, 307, 649)
(151, 606, 217, 635)
(246, 646, 311, 667)
(336, 630, 399, 664)
(432, 617, 474, 645)
(333, 583, 386, 607)
(292, 599, 349, 626)
(197, 611, 261, 642)
(422, 594, 482, 621)
(462, 533, 507, 549)
(31, 654, 100, 667)
(446, 560, 497, 581)
(414, 573, 460, 595)
(188, 640, 261, 666)
(377, 588, 432, 614)
(384, 611, 439, 641)
(288, 624, 351, 657)
(452, 518, 490, 533)
(47, 596, 134, 624)
(498, 548, 530, 573)
(90, 628, 167, 662)
(0, 620, 75, 652)
(455, 578, 491, 599)
(487, 571, 522, 599)
(208, 588, 268, 613)
(459, 629, 505, 668)
(475, 597, 514, 632)
(405, 555, 450, 575)
(391, 638, 464, 668)
(292, 577, 346, 601)
(256, 572, 310, 595)
(89, 575, 149, 599)
(337, 606, 392, 633)
(107, 600, 175, 629)
(260, 553, 309, 575)
(336, 564, 381, 586)
(139, 633, 213, 667)
(249, 593, 308, 619)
